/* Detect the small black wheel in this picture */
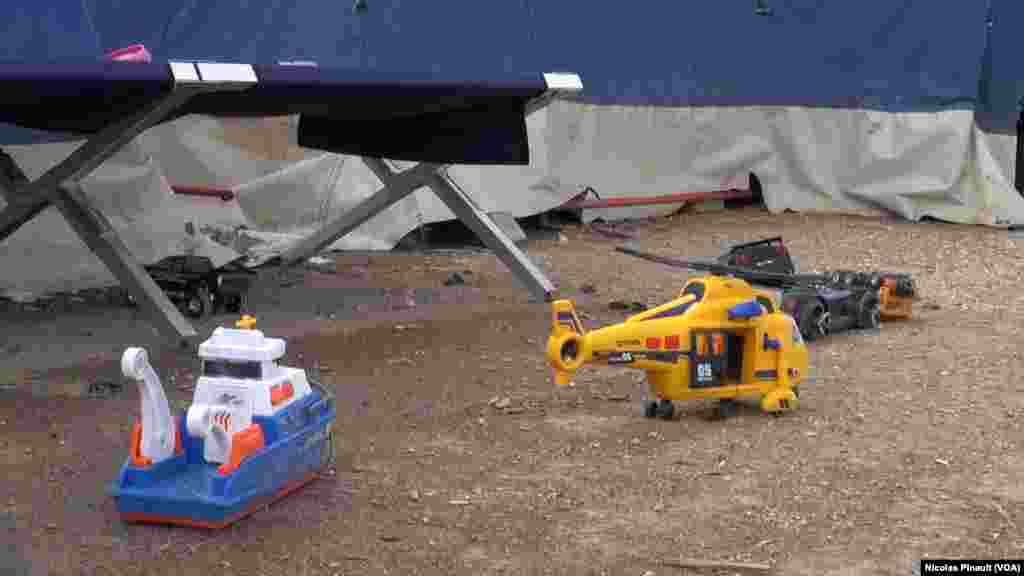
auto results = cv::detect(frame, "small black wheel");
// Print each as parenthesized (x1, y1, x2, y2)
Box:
(656, 399, 675, 420)
(856, 292, 881, 329)
(185, 285, 213, 318)
(643, 400, 658, 419)
(321, 426, 336, 469)
(716, 399, 739, 419)
(225, 293, 246, 314)
(797, 300, 828, 341)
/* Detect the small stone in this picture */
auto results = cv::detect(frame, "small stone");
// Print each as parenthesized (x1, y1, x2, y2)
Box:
(409, 490, 420, 502)
(580, 284, 597, 294)
(493, 397, 511, 410)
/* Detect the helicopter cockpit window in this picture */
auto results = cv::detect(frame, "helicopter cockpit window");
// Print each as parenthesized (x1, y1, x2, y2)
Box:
(682, 281, 705, 301)
(202, 359, 262, 380)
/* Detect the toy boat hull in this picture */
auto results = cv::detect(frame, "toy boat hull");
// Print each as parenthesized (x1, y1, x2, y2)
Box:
(109, 390, 336, 529)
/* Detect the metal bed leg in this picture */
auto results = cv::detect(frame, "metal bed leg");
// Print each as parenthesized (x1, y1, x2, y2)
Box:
(278, 157, 556, 301)
(0, 89, 201, 343)
(424, 169, 556, 302)
(277, 159, 441, 266)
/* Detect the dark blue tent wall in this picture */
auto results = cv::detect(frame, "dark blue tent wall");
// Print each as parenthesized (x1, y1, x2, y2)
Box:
(1, 0, 1021, 134)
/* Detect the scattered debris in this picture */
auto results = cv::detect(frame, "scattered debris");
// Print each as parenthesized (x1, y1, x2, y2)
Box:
(660, 558, 771, 572)
(85, 380, 124, 399)
(589, 221, 637, 240)
(307, 256, 334, 268)
(444, 272, 466, 286)
(608, 300, 647, 312)
(489, 396, 512, 410)
(1, 343, 22, 356)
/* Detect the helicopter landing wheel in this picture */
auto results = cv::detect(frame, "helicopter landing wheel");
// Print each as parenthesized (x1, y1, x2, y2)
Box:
(656, 399, 675, 420)
(716, 398, 739, 419)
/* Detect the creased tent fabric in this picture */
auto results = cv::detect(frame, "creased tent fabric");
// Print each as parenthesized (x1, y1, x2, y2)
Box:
(2, 1, 1024, 299)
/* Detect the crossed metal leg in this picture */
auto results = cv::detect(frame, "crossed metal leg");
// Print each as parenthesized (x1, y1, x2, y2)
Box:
(279, 157, 557, 302)
(0, 90, 204, 345)
(0, 68, 568, 344)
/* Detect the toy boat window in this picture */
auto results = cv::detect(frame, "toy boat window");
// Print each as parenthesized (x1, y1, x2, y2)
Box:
(202, 359, 262, 380)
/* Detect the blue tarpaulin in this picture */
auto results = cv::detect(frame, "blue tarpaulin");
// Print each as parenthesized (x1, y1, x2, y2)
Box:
(0, 2, 558, 164)
(0, 0, 1020, 140)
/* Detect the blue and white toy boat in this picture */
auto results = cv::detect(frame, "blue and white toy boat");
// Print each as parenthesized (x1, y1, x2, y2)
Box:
(108, 315, 337, 529)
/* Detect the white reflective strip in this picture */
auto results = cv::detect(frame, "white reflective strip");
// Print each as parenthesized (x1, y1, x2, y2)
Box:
(543, 72, 583, 92)
(196, 62, 258, 84)
(169, 61, 200, 83)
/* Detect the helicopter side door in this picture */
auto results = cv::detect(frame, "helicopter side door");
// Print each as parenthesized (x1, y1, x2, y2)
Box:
(689, 329, 743, 389)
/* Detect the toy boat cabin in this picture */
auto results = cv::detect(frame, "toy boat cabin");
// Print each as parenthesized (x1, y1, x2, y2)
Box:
(109, 315, 336, 529)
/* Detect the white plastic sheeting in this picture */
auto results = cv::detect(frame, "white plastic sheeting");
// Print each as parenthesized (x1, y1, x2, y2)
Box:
(0, 139, 240, 300)
(549, 103, 1024, 227)
(2, 99, 1023, 300)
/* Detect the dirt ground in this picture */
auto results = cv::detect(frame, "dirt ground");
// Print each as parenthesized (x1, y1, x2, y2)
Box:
(2, 205, 1024, 576)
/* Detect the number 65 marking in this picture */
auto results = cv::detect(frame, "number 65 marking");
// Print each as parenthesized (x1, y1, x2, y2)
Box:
(697, 362, 713, 381)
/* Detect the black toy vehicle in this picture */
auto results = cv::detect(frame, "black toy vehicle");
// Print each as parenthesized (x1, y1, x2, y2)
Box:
(717, 236, 916, 331)
(615, 236, 917, 341)
(144, 255, 256, 318)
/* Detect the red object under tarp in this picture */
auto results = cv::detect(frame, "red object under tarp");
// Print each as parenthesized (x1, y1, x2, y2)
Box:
(562, 188, 752, 210)
(169, 184, 236, 202)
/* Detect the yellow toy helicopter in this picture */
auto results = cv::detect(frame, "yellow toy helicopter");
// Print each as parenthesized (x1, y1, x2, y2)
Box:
(546, 275, 810, 420)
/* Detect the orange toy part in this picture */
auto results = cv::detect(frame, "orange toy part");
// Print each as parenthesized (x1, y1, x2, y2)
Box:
(174, 416, 184, 455)
(129, 421, 152, 467)
(235, 315, 258, 330)
(879, 282, 914, 320)
(130, 418, 185, 467)
(217, 424, 266, 476)
(270, 381, 295, 406)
